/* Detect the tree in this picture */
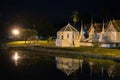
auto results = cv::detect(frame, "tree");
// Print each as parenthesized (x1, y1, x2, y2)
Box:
(20, 29, 38, 44)
(72, 10, 79, 27)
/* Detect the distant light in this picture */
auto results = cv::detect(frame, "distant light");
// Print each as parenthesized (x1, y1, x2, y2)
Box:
(13, 52, 20, 66)
(12, 29, 19, 35)
(13, 52, 20, 61)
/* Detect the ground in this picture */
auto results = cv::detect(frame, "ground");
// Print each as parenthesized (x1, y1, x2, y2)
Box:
(4, 40, 120, 60)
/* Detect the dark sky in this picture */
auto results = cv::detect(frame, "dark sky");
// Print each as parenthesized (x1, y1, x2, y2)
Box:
(0, 0, 120, 38)
(0, 0, 120, 22)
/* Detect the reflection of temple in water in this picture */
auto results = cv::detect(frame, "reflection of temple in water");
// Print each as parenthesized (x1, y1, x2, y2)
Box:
(55, 57, 80, 75)
(55, 57, 118, 80)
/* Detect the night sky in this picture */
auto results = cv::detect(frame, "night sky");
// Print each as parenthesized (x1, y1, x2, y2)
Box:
(0, 0, 120, 38)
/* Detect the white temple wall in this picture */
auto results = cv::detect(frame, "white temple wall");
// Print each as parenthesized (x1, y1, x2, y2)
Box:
(116, 32, 120, 42)
(56, 31, 80, 47)
(56, 39, 73, 47)
(61, 39, 72, 47)
(56, 39, 62, 46)
(80, 42, 93, 47)
(110, 32, 116, 42)
(74, 40, 80, 47)
(100, 44, 110, 48)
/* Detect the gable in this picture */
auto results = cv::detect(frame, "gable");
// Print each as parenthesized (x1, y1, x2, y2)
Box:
(88, 23, 107, 33)
(112, 20, 120, 31)
(59, 23, 78, 32)
(106, 20, 120, 32)
(106, 22, 117, 32)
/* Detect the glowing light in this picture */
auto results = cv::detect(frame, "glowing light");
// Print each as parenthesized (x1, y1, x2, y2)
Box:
(13, 52, 20, 61)
(12, 52, 20, 66)
(12, 29, 19, 35)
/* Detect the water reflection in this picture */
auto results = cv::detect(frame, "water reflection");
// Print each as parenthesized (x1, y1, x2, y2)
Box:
(8, 50, 120, 80)
(79, 59, 83, 72)
(12, 51, 20, 66)
(55, 56, 120, 80)
(56, 57, 80, 75)
(101, 66, 104, 78)
(107, 65, 115, 78)
(89, 61, 94, 78)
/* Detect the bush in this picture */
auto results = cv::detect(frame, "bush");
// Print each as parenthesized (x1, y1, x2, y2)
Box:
(92, 41, 100, 48)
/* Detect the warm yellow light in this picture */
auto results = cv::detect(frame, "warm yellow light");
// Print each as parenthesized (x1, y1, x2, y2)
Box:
(13, 52, 20, 61)
(12, 29, 19, 35)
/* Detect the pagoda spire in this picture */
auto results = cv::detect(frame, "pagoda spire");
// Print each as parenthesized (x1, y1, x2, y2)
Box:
(99, 20, 105, 42)
(80, 20, 84, 34)
(79, 20, 86, 41)
(89, 18, 95, 36)
(101, 20, 105, 34)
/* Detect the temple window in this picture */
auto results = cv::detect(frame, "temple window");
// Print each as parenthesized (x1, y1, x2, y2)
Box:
(72, 34, 74, 39)
(61, 35, 63, 39)
(67, 34, 69, 39)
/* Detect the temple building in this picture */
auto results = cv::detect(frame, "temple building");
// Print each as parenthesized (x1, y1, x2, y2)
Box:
(56, 23, 80, 47)
(106, 20, 120, 42)
(56, 20, 120, 48)
(104, 20, 120, 47)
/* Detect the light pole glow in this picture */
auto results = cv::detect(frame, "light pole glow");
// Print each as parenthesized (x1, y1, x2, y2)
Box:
(12, 29, 19, 36)
(13, 52, 20, 66)
(13, 52, 20, 61)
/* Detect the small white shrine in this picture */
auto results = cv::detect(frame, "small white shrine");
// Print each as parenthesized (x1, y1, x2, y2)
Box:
(56, 23, 80, 47)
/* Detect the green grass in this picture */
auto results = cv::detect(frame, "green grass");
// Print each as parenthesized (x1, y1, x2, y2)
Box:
(7, 41, 26, 45)
(7, 40, 55, 46)
(6, 40, 120, 58)
(62, 47, 120, 58)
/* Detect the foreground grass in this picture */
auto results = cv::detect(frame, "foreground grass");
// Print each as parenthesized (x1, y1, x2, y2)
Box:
(7, 40, 55, 46)
(65, 47, 120, 58)
(6, 40, 120, 59)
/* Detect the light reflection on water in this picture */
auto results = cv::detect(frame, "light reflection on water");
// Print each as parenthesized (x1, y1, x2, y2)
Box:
(9, 51, 120, 80)
(12, 51, 20, 66)
(56, 57, 80, 76)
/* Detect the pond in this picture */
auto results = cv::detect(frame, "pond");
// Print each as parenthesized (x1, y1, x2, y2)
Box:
(0, 50, 120, 80)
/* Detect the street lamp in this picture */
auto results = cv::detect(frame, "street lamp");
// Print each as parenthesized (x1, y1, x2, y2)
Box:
(12, 29, 19, 40)
(12, 29, 19, 35)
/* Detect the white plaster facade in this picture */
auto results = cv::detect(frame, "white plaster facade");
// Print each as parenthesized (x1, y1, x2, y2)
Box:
(56, 23, 80, 47)
(106, 20, 120, 42)
(56, 20, 120, 48)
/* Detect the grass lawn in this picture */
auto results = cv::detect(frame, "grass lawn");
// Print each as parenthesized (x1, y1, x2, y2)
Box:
(6, 40, 120, 59)
(7, 40, 55, 46)
(65, 47, 120, 58)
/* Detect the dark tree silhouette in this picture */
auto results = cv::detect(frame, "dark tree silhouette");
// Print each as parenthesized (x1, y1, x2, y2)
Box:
(72, 10, 79, 27)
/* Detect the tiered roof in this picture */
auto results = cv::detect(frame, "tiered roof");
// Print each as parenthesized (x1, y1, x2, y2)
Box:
(59, 23, 78, 32)
(110, 20, 120, 31)
(89, 23, 107, 33)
